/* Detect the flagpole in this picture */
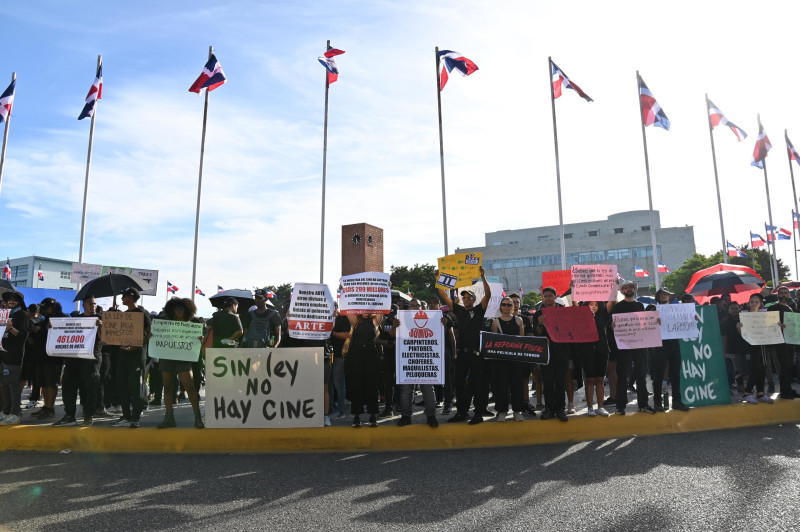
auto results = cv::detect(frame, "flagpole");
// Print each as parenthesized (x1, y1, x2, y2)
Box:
(636, 72, 661, 290)
(785, 129, 799, 280)
(319, 39, 331, 284)
(78, 56, 101, 274)
(764, 223, 778, 286)
(435, 47, 449, 256)
(705, 94, 728, 264)
(0, 72, 15, 200)
(760, 121, 780, 286)
(190, 45, 213, 304)
(549, 58, 567, 268)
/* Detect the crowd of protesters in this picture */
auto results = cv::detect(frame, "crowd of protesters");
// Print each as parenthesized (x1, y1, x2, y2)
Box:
(1, 270, 799, 429)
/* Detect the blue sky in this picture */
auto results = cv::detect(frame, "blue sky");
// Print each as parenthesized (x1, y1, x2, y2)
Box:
(2, 1, 800, 315)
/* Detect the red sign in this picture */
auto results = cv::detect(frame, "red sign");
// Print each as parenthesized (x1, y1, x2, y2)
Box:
(541, 306, 599, 343)
(541, 269, 572, 296)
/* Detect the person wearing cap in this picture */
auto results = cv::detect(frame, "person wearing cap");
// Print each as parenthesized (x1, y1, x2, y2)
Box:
(532, 286, 571, 421)
(207, 297, 243, 349)
(436, 265, 492, 425)
(610, 280, 655, 415)
(111, 287, 152, 428)
(29, 298, 65, 420)
(244, 289, 281, 348)
(1, 291, 29, 425)
(651, 288, 689, 411)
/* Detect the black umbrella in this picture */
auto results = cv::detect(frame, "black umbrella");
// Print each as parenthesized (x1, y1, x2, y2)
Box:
(0, 279, 17, 298)
(687, 270, 765, 293)
(208, 289, 255, 309)
(73, 273, 146, 301)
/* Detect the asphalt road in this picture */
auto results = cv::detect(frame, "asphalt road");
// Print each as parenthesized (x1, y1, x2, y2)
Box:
(1, 423, 798, 531)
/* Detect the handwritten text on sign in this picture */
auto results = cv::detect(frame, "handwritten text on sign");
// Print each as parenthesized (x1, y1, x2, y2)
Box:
(46, 317, 98, 359)
(613, 311, 662, 349)
(739, 311, 784, 345)
(206, 347, 323, 428)
(100, 311, 144, 346)
(395, 310, 444, 385)
(480, 331, 550, 364)
(339, 272, 392, 316)
(148, 319, 203, 362)
(572, 265, 619, 302)
(659, 303, 699, 340)
(781, 313, 800, 345)
(288, 282, 335, 340)
(678, 305, 731, 406)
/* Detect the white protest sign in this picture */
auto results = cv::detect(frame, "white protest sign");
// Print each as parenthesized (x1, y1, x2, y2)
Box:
(395, 309, 444, 385)
(205, 347, 324, 428)
(71, 262, 103, 284)
(148, 319, 204, 362)
(339, 272, 391, 316)
(103, 266, 159, 296)
(45, 317, 99, 359)
(613, 311, 662, 349)
(0, 309, 8, 350)
(461, 281, 504, 318)
(288, 283, 335, 340)
(739, 311, 784, 345)
(572, 265, 619, 302)
(659, 303, 699, 340)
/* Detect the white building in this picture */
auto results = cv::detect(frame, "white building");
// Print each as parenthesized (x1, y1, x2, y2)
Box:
(6, 256, 78, 290)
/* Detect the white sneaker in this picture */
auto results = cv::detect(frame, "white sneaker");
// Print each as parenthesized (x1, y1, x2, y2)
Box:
(1, 414, 21, 425)
(495, 412, 508, 422)
(25, 400, 38, 409)
(596, 407, 610, 416)
(324, 415, 332, 427)
(587, 409, 597, 417)
(513, 412, 524, 422)
(567, 403, 576, 414)
(758, 395, 775, 404)
(743, 395, 758, 404)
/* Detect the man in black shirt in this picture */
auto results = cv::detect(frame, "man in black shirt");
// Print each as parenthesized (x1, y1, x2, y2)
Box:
(111, 288, 152, 428)
(652, 288, 689, 411)
(437, 266, 491, 425)
(769, 286, 800, 399)
(611, 280, 654, 415)
(532, 287, 570, 421)
(330, 306, 351, 419)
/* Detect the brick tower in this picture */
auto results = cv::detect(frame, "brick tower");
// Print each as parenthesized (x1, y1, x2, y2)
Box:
(341, 223, 384, 276)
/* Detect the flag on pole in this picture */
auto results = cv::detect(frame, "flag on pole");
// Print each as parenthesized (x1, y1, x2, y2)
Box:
(438, 50, 479, 90)
(638, 76, 670, 130)
(751, 232, 765, 247)
(727, 242, 749, 258)
(217, 285, 224, 293)
(793, 210, 799, 229)
(518, 282, 524, 298)
(778, 228, 792, 240)
(266, 289, 275, 299)
(787, 133, 800, 165)
(188, 53, 226, 93)
(167, 281, 178, 294)
(751, 116, 772, 168)
(634, 266, 650, 277)
(318, 46, 345, 85)
(657, 261, 670, 273)
(707, 99, 747, 141)
(78, 64, 103, 120)
(550, 60, 593, 102)
(37, 263, 44, 281)
(195, 286, 205, 296)
(0, 79, 15, 124)
(3, 258, 11, 280)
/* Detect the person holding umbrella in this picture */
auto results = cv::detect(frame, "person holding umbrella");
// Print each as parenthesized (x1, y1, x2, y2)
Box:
(111, 288, 151, 428)
(207, 297, 243, 348)
(0, 291, 29, 425)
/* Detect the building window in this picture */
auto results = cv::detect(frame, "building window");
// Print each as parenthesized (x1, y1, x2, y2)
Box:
(12, 265, 28, 280)
(588, 230, 598, 237)
(61, 271, 71, 279)
(538, 236, 548, 242)
(564, 233, 573, 239)
(509, 240, 519, 245)
(641, 225, 650, 231)
(12, 280, 27, 288)
(492, 240, 502, 246)
(614, 228, 624, 234)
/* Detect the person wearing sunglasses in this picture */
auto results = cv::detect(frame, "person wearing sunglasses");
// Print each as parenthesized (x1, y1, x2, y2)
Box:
(490, 297, 527, 421)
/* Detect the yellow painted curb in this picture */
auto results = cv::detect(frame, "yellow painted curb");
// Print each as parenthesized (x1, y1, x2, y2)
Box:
(1, 401, 798, 454)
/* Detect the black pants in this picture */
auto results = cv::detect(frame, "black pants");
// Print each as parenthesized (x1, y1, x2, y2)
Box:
(774, 344, 794, 395)
(62, 358, 100, 418)
(541, 343, 570, 412)
(492, 360, 526, 413)
(616, 348, 648, 410)
(454, 349, 474, 415)
(652, 340, 683, 406)
(97, 351, 111, 410)
(435, 349, 454, 407)
(116, 350, 145, 421)
(746, 346, 767, 395)
(346, 349, 380, 416)
(381, 350, 396, 407)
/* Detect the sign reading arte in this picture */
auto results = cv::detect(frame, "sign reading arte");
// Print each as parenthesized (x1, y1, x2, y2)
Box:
(45, 317, 98, 359)
(288, 282, 335, 340)
(395, 309, 444, 385)
(205, 347, 323, 428)
(338, 272, 391, 316)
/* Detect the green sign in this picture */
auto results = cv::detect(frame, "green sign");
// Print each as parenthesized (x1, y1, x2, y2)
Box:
(148, 319, 203, 362)
(678, 305, 731, 407)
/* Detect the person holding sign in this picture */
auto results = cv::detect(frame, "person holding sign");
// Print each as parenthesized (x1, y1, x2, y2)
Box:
(436, 266, 492, 425)
(737, 294, 775, 404)
(768, 287, 800, 400)
(532, 287, 570, 421)
(156, 298, 205, 429)
(652, 289, 690, 412)
(575, 301, 613, 417)
(0, 292, 29, 426)
(346, 313, 384, 428)
(111, 288, 152, 428)
(490, 297, 527, 422)
(396, 299, 439, 428)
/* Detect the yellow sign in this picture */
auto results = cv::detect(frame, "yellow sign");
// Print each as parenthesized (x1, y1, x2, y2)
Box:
(436, 252, 482, 289)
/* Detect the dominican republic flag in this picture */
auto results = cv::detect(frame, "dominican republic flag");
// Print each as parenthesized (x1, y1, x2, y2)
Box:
(638, 76, 670, 130)
(787, 133, 800, 166)
(438, 50, 479, 91)
(707, 99, 746, 141)
(751, 116, 772, 169)
(778, 228, 792, 240)
(634, 266, 650, 278)
(0, 79, 15, 124)
(78, 64, 103, 120)
(195, 286, 205, 296)
(189, 53, 226, 93)
(3, 258, 11, 280)
(657, 261, 670, 273)
(336, 289, 341, 300)
(38, 263, 44, 281)
(167, 281, 178, 294)
(266, 289, 275, 299)
(550, 59, 592, 102)
(217, 285, 224, 293)
(518, 282, 524, 297)
(727, 242, 749, 258)
(793, 210, 799, 229)
(318, 46, 345, 85)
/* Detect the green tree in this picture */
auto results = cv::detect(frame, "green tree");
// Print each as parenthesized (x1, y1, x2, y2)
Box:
(661, 253, 721, 296)
(523, 291, 542, 307)
(390, 264, 437, 302)
(262, 283, 293, 316)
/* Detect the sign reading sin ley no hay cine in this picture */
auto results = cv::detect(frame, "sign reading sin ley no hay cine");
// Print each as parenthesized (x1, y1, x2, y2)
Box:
(205, 347, 324, 428)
